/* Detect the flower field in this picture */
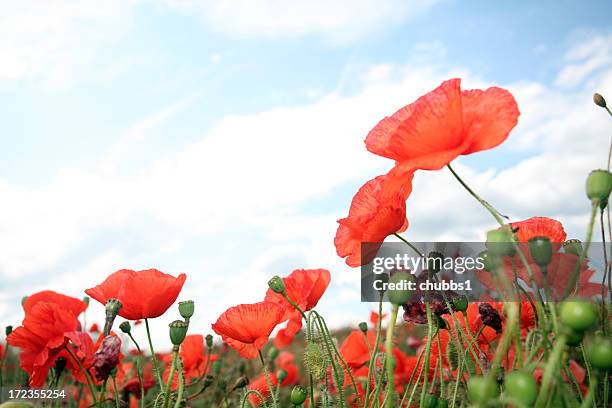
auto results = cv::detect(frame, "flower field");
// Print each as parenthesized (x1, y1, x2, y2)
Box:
(0, 79, 611, 408)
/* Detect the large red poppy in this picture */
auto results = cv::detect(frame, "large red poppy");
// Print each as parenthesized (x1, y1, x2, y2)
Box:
(365, 78, 519, 173)
(265, 269, 331, 346)
(338, 330, 380, 369)
(7, 300, 91, 387)
(211, 302, 283, 359)
(85, 269, 187, 320)
(335, 173, 412, 267)
(23, 290, 88, 317)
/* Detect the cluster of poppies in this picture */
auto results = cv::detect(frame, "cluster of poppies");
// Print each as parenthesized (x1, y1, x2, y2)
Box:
(1, 80, 611, 408)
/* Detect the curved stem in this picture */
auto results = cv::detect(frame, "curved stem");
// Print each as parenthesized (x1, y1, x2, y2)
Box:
(64, 345, 98, 406)
(173, 356, 185, 408)
(563, 202, 598, 298)
(364, 293, 384, 407)
(393, 233, 424, 257)
(383, 305, 399, 407)
(163, 350, 178, 408)
(127, 333, 146, 408)
(258, 350, 277, 408)
(534, 335, 566, 408)
(419, 304, 434, 408)
(145, 319, 164, 392)
(112, 374, 120, 408)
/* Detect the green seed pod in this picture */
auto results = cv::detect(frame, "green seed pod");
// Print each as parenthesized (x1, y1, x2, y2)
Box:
(358, 322, 368, 333)
(205, 334, 214, 349)
(387, 272, 413, 305)
(563, 239, 583, 256)
(528, 236, 552, 267)
(267, 276, 286, 294)
(169, 320, 189, 346)
(452, 295, 469, 313)
(486, 227, 515, 257)
(178, 300, 194, 320)
(119, 321, 131, 334)
(267, 346, 279, 361)
(586, 169, 612, 204)
(290, 385, 308, 405)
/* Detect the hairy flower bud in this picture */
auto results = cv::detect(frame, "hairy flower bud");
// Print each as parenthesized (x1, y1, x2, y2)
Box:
(452, 295, 469, 313)
(358, 322, 368, 333)
(276, 368, 287, 383)
(5, 325, 13, 336)
(478, 303, 503, 334)
(303, 343, 328, 380)
(169, 320, 189, 346)
(267, 276, 286, 294)
(94, 335, 121, 381)
(206, 334, 214, 349)
(594, 93, 607, 108)
(290, 386, 308, 405)
(119, 321, 131, 334)
(179, 300, 194, 320)
(387, 271, 413, 305)
(104, 298, 123, 336)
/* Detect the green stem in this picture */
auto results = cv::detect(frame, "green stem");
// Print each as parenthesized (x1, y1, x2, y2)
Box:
(563, 201, 598, 298)
(258, 350, 277, 408)
(127, 333, 146, 408)
(534, 335, 566, 408)
(419, 304, 434, 408)
(163, 349, 178, 408)
(64, 345, 98, 406)
(393, 233, 424, 257)
(174, 356, 185, 408)
(383, 305, 399, 408)
(145, 318, 165, 392)
(364, 293, 384, 408)
(579, 371, 598, 408)
(112, 374, 120, 408)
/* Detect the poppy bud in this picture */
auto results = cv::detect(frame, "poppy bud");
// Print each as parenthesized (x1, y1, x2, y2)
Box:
(231, 376, 249, 391)
(212, 360, 222, 375)
(119, 321, 131, 334)
(303, 343, 328, 380)
(104, 298, 123, 336)
(478, 303, 503, 334)
(452, 295, 469, 313)
(267, 276, 286, 294)
(179, 300, 194, 320)
(276, 368, 287, 383)
(83, 296, 90, 306)
(206, 334, 213, 349)
(528, 236, 552, 267)
(586, 169, 612, 204)
(563, 239, 583, 256)
(5, 325, 13, 336)
(290, 386, 308, 405)
(358, 322, 368, 333)
(267, 346, 279, 361)
(486, 227, 515, 257)
(594, 93, 607, 108)
(169, 320, 189, 346)
(387, 271, 413, 305)
(93, 335, 121, 381)
(426, 251, 444, 274)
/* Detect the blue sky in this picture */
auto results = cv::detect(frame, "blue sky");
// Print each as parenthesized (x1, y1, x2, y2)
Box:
(1, 0, 612, 348)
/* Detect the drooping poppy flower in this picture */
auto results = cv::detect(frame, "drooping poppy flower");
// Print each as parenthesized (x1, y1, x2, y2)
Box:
(277, 351, 299, 385)
(23, 290, 87, 318)
(7, 300, 89, 386)
(247, 372, 278, 406)
(365, 78, 519, 175)
(265, 269, 331, 346)
(212, 302, 283, 359)
(335, 173, 412, 267)
(85, 269, 187, 320)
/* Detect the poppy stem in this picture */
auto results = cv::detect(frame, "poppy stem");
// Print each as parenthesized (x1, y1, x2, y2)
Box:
(383, 304, 399, 408)
(174, 356, 185, 408)
(258, 350, 278, 408)
(418, 304, 434, 408)
(126, 332, 146, 408)
(164, 349, 179, 408)
(112, 372, 120, 408)
(145, 318, 165, 392)
(534, 335, 566, 408)
(393, 233, 424, 257)
(363, 292, 384, 407)
(64, 344, 99, 406)
(562, 201, 597, 298)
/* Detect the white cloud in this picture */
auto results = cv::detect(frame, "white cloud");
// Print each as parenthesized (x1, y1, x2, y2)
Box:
(556, 32, 612, 88)
(163, 0, 440, 42)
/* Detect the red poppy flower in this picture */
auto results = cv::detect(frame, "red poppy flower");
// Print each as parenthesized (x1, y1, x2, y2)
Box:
(247, 372, 278, 406)
(365, 78, 519, 173)
(277, 351, 299, 385)
(23, 290, 87, 318)
(511, 216, 567, 243)
(163, 334, 217, 388)
(338, 330, 379, 369)
(335, 173, 412, 267)
(265, 269, 331, 346)
(7, 300, 89, 386)
(369, 311, 386, 327)
(212, 302, 283, 359)
(85, 269, 187, 320)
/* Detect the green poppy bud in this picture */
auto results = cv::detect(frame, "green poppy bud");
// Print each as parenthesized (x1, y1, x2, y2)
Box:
(586, 169, 612, 204)
(104, 298, 123, 336)
(83, 296, 90, 306)
(594, 93, 607, 108)
(479, 250, 501, 272)
(267, 346, 279, 361)
(452, 295, 469, 313)
(358, 322, 368, 333)
(267, 276, 286, 294)
(563, 239, 583, 256)
(5, 325, 13, 336)
(119, 321, 131, 334)
(486, 227, 515, 257)
(290, 386, 308, 405)
(178, 300, 194, 320)
(426, 251, 444, 274)
(528, 236, 552, 267)
(206, 334, 214, 349)
(387, 272, 413, 305)
(212, 360, 222, 375)
(276, 368, 287, 383)
(169, 320, 189, 346)
(231, 376, 249, 391)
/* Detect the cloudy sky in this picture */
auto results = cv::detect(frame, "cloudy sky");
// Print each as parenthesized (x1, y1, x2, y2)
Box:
(1, 0, 612, 349)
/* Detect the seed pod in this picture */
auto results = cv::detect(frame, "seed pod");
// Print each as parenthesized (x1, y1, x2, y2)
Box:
(267, 276, 285, 294)
(528, 236, 552, 267)
(169, 320, 189, 346)
(178, 300, 194, 320)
